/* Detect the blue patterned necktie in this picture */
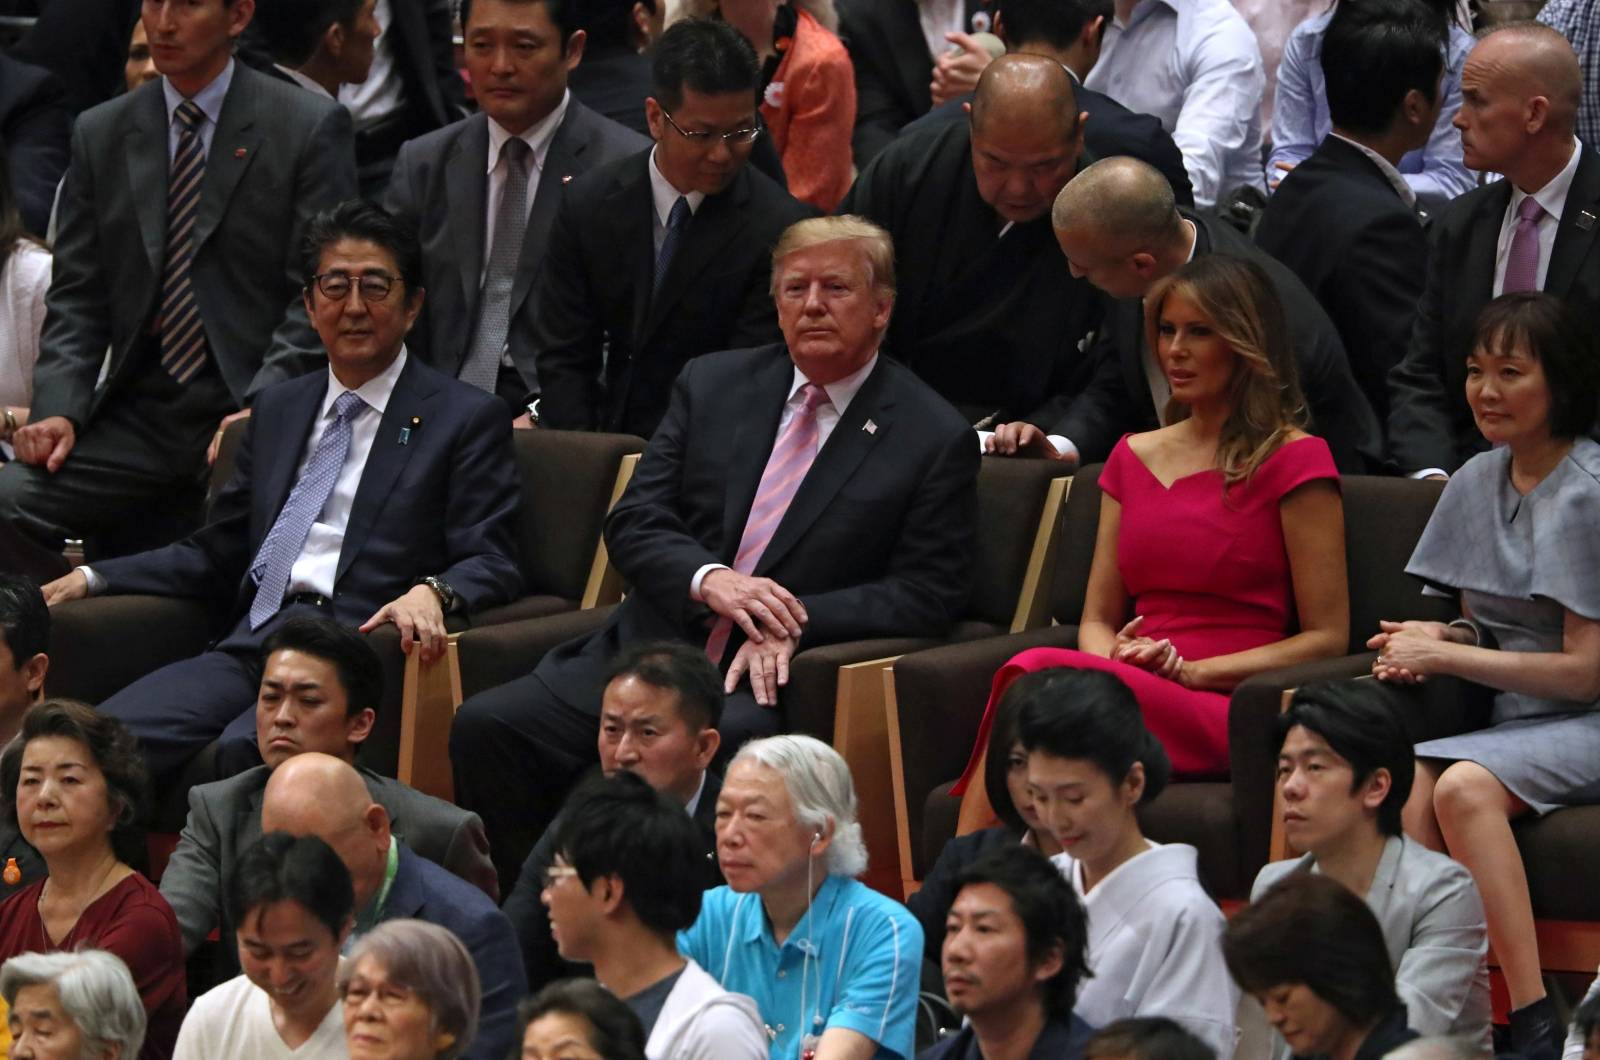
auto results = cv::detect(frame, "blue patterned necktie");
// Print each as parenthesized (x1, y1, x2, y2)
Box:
(160, 99, 209, 383)
(653, 195, 691, 296)
(247, 391, 366, 629)
(460, 136, 532, 392)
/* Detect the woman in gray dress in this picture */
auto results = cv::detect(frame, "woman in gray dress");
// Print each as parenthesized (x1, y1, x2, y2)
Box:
(1368, 292, 1600, 1055)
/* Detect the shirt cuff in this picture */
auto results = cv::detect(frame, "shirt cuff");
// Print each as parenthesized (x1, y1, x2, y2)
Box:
(77, 566, 104, 595)
(1048, 435, 1080, 466)
(690, 564, 729, 602)
(1409, 468, 1449, 481)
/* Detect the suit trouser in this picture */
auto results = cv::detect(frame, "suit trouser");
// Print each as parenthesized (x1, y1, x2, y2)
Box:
(450, 666, 780, 896)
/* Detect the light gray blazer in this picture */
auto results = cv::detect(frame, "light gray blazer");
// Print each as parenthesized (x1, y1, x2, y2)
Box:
(1252, 835, 1492, 1050)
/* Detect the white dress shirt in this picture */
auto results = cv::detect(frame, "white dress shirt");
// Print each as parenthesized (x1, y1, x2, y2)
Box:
(283, 349, 409, 599)
(689, 355, 880, 599)
(163, 59, 235, 163)
(273, 64, 336, 101)
(480, 94, 571, 286)
(338, 0, 405, 124)
(1494, 138, 1583, 295)
(649, 147, 707, 255)
(1085, 0, 1266, 208)
(918, 0, 966, 61)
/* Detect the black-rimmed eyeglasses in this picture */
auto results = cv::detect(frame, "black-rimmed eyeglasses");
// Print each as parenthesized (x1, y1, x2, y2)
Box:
(659, 108, 761, 147)
(308, 273, 401, 302)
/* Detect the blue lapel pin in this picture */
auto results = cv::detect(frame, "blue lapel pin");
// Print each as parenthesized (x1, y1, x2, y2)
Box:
(399, 416, 421, 445)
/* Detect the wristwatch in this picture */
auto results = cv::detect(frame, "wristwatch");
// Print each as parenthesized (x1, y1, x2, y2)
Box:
(417, 575, 458, 613)
(524, 398, 540, 426)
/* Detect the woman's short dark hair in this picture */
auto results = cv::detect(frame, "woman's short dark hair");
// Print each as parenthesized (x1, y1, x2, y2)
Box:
(1279, 681, 1414, 836)
(604, 640, 723, 731)
(1013, 669, 1171, 803)
(951, 844, 1091, 1022)
(261, 617, 385, 718)
(649, 19, 758, 111)
(517, 979, 647, 1060)
(1223, 873, 1399, 1025)
(227, 832, 354, 941)
(0, 700, 149, 871)
(982, 675, 1032, 833)
(300, 199, 423, 297)
(1473, 291, 1600, 439)
(1085, 1017, 1217, 1060)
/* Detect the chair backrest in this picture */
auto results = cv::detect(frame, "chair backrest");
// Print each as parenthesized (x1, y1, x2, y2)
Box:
(510, 430, 647, 600)
(1048, 462, 1104, 623)
(966, 457, 1072, 628)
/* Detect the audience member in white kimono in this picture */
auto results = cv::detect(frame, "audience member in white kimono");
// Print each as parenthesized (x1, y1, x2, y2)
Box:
(1013, 668, 1237, 1055)
(1226, 874, 1419, 1060)
(1253, 681, 1491, 1053)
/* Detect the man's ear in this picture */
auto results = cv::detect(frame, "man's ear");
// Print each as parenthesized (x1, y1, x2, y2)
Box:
(693, 727, 721, 771)
(20, 652, 48, 698)
(345, 707, 376, 748)
(1361, 767, 1393, 814)
(598, 873, 627, 915)
(323, 19, 346, 60)
(1131, 250, 1158, 279)
(563, 28, 587, 70)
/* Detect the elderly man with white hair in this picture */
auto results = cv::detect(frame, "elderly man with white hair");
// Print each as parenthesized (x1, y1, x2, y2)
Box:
(1, 949, 147, 1059)
(678, 734, 922, 1060)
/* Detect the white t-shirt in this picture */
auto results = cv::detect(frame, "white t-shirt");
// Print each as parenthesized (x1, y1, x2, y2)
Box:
(173, 974, 348, 1059)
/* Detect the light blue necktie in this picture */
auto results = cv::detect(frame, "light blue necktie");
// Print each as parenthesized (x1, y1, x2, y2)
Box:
(247, 391, 366, 629)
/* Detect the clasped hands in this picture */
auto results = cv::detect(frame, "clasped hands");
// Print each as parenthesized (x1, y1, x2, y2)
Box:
(1367, 620, 1469, 684)
(701, 569, 808, 708)
(1112, 616, 1196, 686)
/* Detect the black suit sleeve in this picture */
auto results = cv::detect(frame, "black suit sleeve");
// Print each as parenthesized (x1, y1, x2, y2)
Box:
(381, 140, 432, 365)
(531, 192, 607, 430)
(423, 0, 468, 119)
(1388, 217, 1464, 474)
(435, 396, 525, 611)
(1046, 323, 1140, 464)
(1321, 212, 1428, 424)
(2, 66, 70, 238)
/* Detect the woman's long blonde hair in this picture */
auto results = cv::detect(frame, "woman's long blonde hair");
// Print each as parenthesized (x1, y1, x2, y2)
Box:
(1143, 255, 1308, 490)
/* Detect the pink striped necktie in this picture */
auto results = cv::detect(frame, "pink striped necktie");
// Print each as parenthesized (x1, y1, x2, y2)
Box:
(705, 382, 832, 664)
(1502, 195, 1546, 294)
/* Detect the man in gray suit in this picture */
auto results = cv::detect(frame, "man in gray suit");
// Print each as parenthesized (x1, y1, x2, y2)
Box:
(1254, 682, 1491, 1051)
(384, 0, 647, 418)
(159, 617, 496, 981)
(0, 0, 357, 582)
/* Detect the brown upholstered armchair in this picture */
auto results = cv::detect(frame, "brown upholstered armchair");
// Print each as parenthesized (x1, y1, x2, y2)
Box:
(886, 469, 1457, 901)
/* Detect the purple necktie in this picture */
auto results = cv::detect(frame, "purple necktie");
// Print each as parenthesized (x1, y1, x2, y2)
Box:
(705, 383, 831, 664)
(1502, 195, 1546, 294)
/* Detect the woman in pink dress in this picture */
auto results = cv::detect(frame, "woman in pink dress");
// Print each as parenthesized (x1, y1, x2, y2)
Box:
(955, 254, 1349, 804)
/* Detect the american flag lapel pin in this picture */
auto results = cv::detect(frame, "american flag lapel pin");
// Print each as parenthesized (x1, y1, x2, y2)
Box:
(863, 419, 877, 435)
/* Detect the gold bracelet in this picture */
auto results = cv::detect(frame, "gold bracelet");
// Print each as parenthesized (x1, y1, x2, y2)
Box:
(2, 408, 15, 440)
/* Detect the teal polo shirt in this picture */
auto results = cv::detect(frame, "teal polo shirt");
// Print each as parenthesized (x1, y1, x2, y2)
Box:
(678, 875, 922, 1059)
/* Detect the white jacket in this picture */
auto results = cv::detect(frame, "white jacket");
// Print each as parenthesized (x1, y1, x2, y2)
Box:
(646, 958, 769, 1060)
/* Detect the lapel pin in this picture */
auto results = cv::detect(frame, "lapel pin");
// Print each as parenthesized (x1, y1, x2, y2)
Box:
(863, 419, 878, 435)
(562, 174, 573, 184)
(1580, 210, 1596, 231)
(399, 416, 421, 445)
(234, 147, 247, 159)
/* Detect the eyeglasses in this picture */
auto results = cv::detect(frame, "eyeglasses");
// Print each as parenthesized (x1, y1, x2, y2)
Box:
(309, 272, 401, 302)
(341, 980, 419, 1009)
(541, 864, 579, 889)
(659, 108, 761, 147)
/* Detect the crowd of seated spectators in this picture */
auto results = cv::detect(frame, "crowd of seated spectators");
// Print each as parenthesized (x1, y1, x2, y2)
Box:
(1, 0, 1599, 1056)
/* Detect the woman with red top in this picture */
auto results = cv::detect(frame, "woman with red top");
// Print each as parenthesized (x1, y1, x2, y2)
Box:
(0, 699, 185, 1060)
(955, 254, 1349, 810)
(687, 0, 856, 210)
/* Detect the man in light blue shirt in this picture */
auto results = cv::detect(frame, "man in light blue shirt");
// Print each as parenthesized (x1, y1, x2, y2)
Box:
(679, 735, 922, 1060)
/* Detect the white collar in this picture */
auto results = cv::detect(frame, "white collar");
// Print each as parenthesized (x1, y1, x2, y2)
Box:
(322, 347, 408, 418)
(486, 90, 571, 175)
(788, 354, 879, 416)
(162, 57, 234, 129)
(649, 146, 708, 226)
(684, 772, 708, 817)
(1329, 132, 1417, 208)
(1510, 137, 1582, 220)
(274, 63, 336, 101)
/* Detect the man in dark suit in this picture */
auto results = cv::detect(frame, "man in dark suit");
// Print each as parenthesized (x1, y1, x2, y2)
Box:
(567, 0, 661, 137)
(1388, 24, 1600, 476)
(841, 55, 1105, 425)
(385, 0, 648, 415)
(1256, 0, 1441, 428)
(161, 616, 497, 981)
(253, 0, 379, 99)
(0, 0, 358, 583)
(502, 640, 725, 986)
(534, 18, 811, 437)
(0, 54, 69, 239)
(838, 0, 987, 164)
(0, 574, 48, 900)
(899, 0, 1193, 207)
(38, 201, 522, 779)
(454, 215, 980, 886)
(262, 753, 526, 1060)
(10, 0, 140, 117)
(989, 156, 1384, 472)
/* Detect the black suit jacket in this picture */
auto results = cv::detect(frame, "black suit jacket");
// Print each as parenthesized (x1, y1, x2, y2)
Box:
(838, 0, 988, 165)
(568, 46, 653, 138)
(0, 54, 69, 237)
(10, 0, 139, 117)
(1388, 144, 1600, 473)
(840, 120, 1106, 422)
(902, 80, 1195, 207)
(90, 354, 523, 630)
(1256, 136, 1428, 427)
(384, 106, 648, 392)
(533, 153, 812, 436)
(534, 344, 980, 712)
(1048, 210, 1385, 472)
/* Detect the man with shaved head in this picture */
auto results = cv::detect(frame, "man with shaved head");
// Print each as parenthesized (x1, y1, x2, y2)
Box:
(839, 54, 1105, 428)
(985, 155, 1381, 471)
(260, 753, 525, 1059)
(1388, 22, 1600, 477)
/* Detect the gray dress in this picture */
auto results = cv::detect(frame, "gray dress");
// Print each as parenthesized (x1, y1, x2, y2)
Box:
(1407, 437, 1600, 814)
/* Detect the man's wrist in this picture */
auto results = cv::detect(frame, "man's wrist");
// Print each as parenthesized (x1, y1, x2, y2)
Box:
(76, 566, 104, 595)
(415, 575, 458, 613)
(691, 564, 729, 602)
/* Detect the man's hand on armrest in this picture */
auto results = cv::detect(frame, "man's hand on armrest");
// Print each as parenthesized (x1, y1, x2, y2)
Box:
(42, 568, 91, 606)
(360, 585, 447, 662)
(700, 568, 807, 642)
(981, 422, 1079, 465)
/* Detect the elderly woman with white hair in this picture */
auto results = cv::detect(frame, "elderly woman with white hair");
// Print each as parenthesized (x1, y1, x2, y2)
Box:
(678, 734, 922, 1060)
(341, 919, 481, 1060)
(1, 948, 147, 1059)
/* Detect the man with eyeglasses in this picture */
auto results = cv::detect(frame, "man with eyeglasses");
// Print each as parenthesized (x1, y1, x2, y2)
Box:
(533, 16, 812, 439)
(41, 199, 522, 782)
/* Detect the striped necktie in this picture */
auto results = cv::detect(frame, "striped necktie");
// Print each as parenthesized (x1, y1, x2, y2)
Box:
(159, 99, 209, 383)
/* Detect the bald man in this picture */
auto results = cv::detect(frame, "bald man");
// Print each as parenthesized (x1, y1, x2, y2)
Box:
(261, 754, 525, 1060)
(1388, 23, 1600, 477)
(838, 55, 1106, 427)
(986, 156, 1381, 471)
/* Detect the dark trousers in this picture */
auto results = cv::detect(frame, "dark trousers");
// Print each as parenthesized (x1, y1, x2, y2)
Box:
(451, 666, 779, 895)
